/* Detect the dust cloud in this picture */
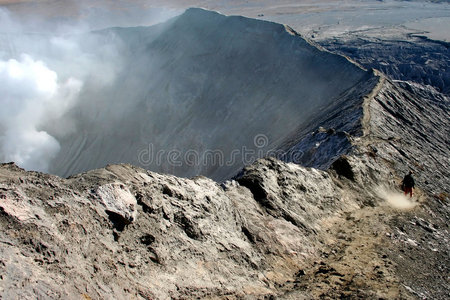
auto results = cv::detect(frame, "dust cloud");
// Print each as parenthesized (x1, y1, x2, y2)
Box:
(375, 186, 416, 210)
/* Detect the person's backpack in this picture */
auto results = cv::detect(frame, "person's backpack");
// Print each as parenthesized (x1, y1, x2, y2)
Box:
(403, 174, 414, 188)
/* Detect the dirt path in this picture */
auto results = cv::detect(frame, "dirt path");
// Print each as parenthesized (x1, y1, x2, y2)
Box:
(280, 188, 429, 299)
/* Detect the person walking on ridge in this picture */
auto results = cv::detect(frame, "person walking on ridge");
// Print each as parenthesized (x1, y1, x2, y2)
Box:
(402, 171, 415, 198)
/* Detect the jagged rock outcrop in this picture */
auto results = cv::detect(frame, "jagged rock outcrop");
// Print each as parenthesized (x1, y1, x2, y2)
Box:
(0, 69, 449, 299)
(0, 160, 338, 299)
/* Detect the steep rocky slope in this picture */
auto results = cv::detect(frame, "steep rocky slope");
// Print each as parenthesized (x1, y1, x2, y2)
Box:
(0, 69, 448, 299)
(45, 8, 374, 181)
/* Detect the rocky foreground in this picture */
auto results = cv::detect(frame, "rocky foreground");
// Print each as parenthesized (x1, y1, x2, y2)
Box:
(0, 71, 449, 299)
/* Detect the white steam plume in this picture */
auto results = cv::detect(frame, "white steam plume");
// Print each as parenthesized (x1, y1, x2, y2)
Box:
(0, 4, 180, 174)
(0, 6, 120, 173)
(0, 54, 82, 172)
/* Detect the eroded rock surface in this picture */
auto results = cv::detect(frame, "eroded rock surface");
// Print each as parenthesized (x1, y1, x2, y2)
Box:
(0, 8, 449, 300)
(0, 70, 449, 298)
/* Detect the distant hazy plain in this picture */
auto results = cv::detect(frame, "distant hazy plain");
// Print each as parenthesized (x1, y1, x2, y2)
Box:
(1, 0, 449, 41)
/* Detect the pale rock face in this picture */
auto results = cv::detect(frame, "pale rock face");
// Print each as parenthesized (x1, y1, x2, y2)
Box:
(96, 183, 138, 223)
(0, 188, 47, 223)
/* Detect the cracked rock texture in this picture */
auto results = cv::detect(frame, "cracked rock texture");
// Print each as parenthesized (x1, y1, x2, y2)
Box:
(0, 70, 449, 299)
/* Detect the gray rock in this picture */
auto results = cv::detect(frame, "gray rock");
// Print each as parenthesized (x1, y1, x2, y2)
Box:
(46, 8, 372, 182)
(0, 8, 449, 300)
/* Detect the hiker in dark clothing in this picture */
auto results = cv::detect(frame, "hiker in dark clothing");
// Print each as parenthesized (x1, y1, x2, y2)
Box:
(402, 171, 415, 198)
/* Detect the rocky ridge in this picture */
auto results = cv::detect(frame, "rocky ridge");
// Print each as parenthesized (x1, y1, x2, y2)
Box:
(0, 67, 449, 299)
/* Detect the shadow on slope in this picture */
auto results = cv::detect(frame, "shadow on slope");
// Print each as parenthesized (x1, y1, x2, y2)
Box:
(48, 8, 374, 181)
